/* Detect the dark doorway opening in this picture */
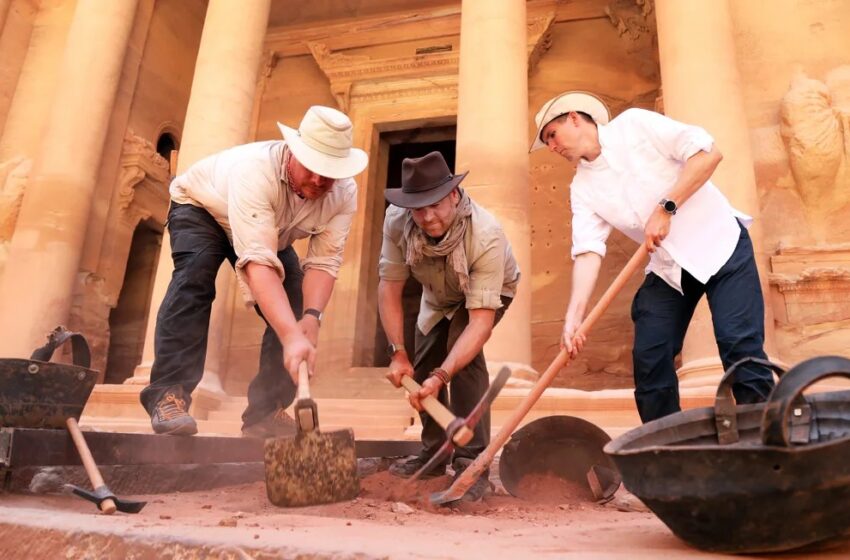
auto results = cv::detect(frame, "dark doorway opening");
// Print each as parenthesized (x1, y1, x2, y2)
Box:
(372, 129, 456, 367)
(104, 220, 162, 384)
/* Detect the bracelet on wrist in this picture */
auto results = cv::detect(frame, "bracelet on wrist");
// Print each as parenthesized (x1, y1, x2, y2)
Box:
(429, 367, 451, 385)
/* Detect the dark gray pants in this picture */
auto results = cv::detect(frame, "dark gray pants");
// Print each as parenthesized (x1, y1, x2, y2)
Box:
(413, 296, 511, 462)
(630, 220, 775, 423)
(139, 203, 302, 428)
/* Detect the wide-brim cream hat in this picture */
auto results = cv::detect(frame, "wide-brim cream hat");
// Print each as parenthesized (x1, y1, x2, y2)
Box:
(277, 106, 368, 179)
(529, 91, 611, 152)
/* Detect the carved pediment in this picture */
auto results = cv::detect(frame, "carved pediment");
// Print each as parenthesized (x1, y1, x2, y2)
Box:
(117, 131, 171, 222)
(305, 14, 555, 112)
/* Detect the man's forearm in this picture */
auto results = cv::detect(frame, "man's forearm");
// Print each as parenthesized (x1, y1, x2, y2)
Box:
(245, 262, 299, 341)
(664, 145, 723, 208)
(567, 252, 603, 320)
(378, 279, 406, 348)
(441, 309, 495, 377)
(302, 268, 336, 313)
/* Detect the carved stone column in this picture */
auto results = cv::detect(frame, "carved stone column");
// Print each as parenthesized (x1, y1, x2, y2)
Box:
(655, 0, 777, 388)
(455, 0, 533, 373)
(0, 0, 140, 356)
(129, 0, 271, 393)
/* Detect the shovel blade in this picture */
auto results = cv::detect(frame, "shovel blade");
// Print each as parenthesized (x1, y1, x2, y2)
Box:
(264, 428, 359, 507)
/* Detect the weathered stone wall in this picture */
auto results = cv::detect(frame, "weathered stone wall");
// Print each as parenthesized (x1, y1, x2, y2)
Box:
(731, 0, 850, 364)
(0, 0, 38, 136)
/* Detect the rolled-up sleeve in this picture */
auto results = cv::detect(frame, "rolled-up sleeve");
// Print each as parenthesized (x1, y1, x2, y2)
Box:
(626, 108, 714, 161)
(378, 206, 410, 282)
(570, 187, 612, 260)
(227, 162, 284, 306)
(465, 229, 507, 310)
(302, 186, 356, 277)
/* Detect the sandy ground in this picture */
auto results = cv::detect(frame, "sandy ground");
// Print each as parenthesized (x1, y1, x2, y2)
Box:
(2, 470, 850, 559)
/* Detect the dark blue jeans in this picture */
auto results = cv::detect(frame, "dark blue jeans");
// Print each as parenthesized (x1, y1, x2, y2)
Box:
(630, 221, 775, 423)
(139, 203, 302, 428)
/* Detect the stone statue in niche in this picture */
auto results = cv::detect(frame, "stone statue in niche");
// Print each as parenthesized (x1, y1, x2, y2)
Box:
(780, 66, 850, 242)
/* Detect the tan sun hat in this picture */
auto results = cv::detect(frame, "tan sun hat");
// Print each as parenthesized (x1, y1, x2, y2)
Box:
(529, 91, 611, 152)
(277, 106, 368, 179)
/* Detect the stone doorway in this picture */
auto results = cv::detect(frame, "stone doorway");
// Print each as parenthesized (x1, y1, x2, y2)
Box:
(104, 219, 162, 384)
(359, 125, 457, 367)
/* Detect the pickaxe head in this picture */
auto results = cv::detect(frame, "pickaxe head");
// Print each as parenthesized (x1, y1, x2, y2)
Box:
(405, 367, 512, 485)
(67, 484, 146, 514)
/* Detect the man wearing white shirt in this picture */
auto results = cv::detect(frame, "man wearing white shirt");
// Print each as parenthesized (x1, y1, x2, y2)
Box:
(140, 106, 368, 436)
(531, 91, 774, 422)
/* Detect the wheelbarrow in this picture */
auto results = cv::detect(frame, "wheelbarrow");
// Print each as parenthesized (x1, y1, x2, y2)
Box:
(605, 355, 850, 554)
(0, 327, 145, 514)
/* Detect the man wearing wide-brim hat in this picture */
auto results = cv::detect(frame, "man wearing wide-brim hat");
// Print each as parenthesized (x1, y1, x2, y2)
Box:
(140, 106, 368, 438)
(532, 90, 775, 423)
(378, 151, 520, 501)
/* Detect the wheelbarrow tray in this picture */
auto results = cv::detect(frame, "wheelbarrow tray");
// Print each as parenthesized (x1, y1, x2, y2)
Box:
(0, 360, 97, 430)
(605, 357, 850, 554)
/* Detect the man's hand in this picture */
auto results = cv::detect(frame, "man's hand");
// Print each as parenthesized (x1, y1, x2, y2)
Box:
(409, 376, 443, 412)
(299, 315, 320, 347)
(282, 331, 316, 383)
(560, 313, 586, 359)
(644, 206, 671, 253)
(386, 351, 414, 388)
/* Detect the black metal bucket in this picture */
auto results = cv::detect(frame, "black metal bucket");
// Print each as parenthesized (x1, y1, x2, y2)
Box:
(0, 327, 98, 429)
(605, 356, 850, 554)
(499, 415, 620, 501)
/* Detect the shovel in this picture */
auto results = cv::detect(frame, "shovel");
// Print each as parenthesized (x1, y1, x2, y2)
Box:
(264, 362, 360, 507)
(431, 245, 649, 505)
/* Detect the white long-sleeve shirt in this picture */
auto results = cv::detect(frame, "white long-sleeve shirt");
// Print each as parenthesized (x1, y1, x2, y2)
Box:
(569, 108, 751, 292)
(170, 140, 357, 306)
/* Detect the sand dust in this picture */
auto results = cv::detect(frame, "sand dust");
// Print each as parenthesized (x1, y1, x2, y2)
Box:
(513, 472, 595, 503)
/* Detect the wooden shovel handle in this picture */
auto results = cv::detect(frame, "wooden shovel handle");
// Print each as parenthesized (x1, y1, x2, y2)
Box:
(296, 361, 311, 400)
(66, 417, 116, 515)
(398, 375, 474, 446)
(444, 245, 649, 494)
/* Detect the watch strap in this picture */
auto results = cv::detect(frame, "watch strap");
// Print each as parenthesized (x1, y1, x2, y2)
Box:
(303, 308, 323, 325)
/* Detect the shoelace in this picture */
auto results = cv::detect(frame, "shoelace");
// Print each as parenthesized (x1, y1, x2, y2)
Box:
(157, 394, 188, 421)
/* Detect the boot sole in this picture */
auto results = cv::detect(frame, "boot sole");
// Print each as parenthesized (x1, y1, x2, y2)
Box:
(153, 422, 198, 436)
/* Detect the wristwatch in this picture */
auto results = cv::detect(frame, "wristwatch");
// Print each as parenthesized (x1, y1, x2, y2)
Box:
(387, 342, 405, 358)
(303, 308, 323, 325)
(659, 198, 678, 215)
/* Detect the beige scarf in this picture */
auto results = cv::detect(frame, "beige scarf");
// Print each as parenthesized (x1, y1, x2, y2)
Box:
(403, 190, 473, 291)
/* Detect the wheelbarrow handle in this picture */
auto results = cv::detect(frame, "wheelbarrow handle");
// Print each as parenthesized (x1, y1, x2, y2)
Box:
(761, 355, 850, 447)
(398, 375, 473, 446)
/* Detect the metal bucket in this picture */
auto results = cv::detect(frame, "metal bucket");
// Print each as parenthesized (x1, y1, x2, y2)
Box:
(605, 356, 850, 554)
(0, 327, 98, 429)
(499, 415, 620, 501)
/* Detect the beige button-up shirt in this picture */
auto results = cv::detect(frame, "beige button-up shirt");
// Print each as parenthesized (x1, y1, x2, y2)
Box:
(170, 140, 357, 306)
(379, 199, 520, 335)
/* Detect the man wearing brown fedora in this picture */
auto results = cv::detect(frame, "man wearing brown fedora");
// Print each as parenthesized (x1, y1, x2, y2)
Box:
(140, 105, 368, 437)
(378, 151, 520, 501)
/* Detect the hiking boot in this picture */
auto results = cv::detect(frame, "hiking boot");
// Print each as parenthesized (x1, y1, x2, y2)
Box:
(151, 393, 198, 435)
(241, 408, 297, 439)
(452, 458, 493, 502)
(388, 454, 447, 479)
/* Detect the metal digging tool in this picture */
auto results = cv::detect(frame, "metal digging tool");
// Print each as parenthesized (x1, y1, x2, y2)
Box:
(431, 245, 649, 505)
(395, 366, 512, 484)
(264, 362, 360, 507)
(65, 417, 146, 514)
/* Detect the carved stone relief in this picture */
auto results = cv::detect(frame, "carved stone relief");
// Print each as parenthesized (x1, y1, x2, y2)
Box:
(0, 156, 32, 278)
(779, 66, 850, 241)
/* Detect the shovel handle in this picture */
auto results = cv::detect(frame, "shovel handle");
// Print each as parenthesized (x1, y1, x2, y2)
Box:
(66, 418, 116, 515)
(437, 245, 649, 502)
(398, 375, 474, 446)
(296, 361, 311, 400)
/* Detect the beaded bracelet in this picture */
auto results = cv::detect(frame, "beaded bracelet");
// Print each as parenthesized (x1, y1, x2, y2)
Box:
(429, 367, 451, 385)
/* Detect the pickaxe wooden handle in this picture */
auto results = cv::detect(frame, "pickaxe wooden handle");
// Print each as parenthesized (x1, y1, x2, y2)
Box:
(66, 417, 116, 514)
(431, 245, 649, 505)
(392, 374, 474, 446)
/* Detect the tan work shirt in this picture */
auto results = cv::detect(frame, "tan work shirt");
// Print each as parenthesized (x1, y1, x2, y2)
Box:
(379, 200, 520, 335)
(170, 140, 357, 306)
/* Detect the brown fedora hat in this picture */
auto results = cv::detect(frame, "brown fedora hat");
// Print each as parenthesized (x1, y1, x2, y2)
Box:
(384, 151, 468, 209)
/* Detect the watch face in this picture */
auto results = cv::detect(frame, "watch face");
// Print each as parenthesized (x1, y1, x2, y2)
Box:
(387, 343, 398, 358)
(664, 200, 677, 213)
